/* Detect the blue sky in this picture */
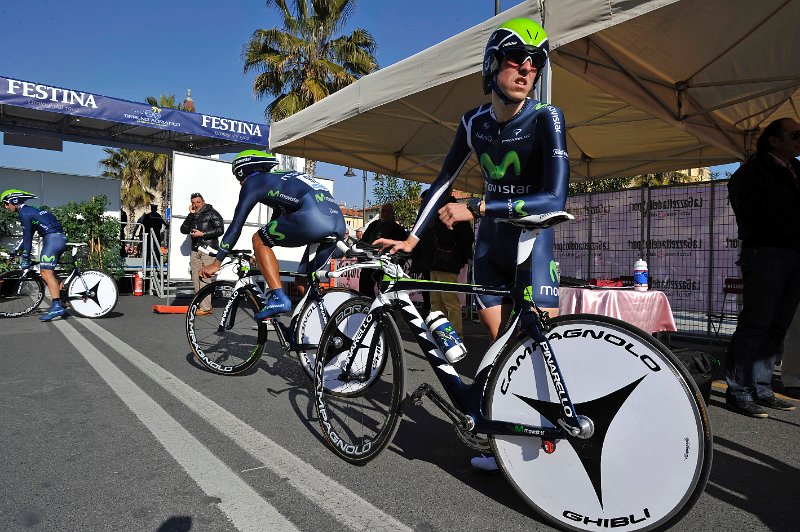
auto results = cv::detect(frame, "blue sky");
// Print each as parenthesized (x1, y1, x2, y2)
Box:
(0, 0, 736, 207)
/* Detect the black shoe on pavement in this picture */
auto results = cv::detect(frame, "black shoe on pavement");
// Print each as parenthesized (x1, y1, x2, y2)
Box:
(726, 399, 769, 418)
(755, 395, 797, 411)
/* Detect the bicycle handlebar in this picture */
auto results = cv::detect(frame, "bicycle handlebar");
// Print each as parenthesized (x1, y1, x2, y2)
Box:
(198, 246, 252, 259)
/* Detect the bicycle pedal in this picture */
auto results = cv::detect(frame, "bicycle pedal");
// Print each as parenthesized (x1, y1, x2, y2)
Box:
(542, 439, 556, 454)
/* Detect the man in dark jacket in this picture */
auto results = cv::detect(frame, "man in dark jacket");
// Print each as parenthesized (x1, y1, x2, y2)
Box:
(136, 204, 167, 261)
(726, 117, 800, 418)
(427, 195, 473, 336)
(360, 203, 408, 296)
(411, 195, 435, 318)
(180, 193, 224, 314)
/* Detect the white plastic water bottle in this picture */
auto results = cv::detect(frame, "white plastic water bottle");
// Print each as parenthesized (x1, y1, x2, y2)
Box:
(425, 311, 467, 363)
(633, 258, 648, 291)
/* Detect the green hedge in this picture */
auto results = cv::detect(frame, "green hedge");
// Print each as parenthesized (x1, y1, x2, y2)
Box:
(0, 195, 124, 279)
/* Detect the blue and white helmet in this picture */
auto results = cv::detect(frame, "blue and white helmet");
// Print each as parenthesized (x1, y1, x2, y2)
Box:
(482, 18, 549, 96)
(232, 150, 279, 180)
(1, 189, 37, 205)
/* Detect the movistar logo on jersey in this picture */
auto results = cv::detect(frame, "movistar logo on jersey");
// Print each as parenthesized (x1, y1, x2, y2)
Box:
(549, 260, 559, 283)
(41, 255, 56, 262)
(267, 221, 285, 240)
(534, 102, 548, 111)
(220, 242, 230, 249)
(513, 200, 528, 216)
(268, 189, 280, 197)
(480, 151, 521, 180)
(314, 193, 326, 203)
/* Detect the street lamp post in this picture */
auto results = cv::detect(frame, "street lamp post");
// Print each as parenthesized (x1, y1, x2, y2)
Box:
(362, 169, 368, 226)
(344, 167, 368, 227)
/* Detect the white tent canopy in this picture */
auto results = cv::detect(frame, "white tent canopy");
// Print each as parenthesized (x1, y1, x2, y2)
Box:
(268, 0, 800, 192)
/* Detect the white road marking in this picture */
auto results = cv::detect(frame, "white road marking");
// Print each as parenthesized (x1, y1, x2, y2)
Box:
(52, 318, 298, 532)
(76, 318, 413, 532)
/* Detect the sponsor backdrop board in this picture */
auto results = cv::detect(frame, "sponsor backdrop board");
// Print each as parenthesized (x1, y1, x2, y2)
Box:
(556, 181, 739, 333)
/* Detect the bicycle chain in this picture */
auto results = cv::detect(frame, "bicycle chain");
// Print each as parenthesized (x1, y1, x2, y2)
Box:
(410, 383, 492, 452)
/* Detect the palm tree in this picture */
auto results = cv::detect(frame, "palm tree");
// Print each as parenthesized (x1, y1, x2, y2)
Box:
(243, 0, 378, 175)
(100, 93, 191, 222)
(100, 148, 155, 223)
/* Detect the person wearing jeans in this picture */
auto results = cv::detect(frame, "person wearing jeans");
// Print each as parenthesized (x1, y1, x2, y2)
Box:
(726, 117, 800, 417)
(180, 192, 224, 315)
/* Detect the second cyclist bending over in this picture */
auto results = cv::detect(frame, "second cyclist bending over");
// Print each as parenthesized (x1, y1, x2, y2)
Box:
(2, 189, 68, 322)
(200, 151, 346, 320)
(374, 18, 569, 470)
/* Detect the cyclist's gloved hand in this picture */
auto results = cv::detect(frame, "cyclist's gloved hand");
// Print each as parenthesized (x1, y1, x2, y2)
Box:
(19, 253, 31, 269)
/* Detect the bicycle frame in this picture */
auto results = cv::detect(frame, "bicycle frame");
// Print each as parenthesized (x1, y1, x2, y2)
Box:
(18, 262, 84, 302)
(328, 226, 586, 442)
(212, 242, 337, 354)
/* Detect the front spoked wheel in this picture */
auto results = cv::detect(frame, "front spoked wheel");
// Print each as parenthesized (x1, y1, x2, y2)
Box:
(186, 280, 265, 375)
(0, 270, 44, 317)
(294, 287, 360, 378)
(313, 297, 405, 464)
(486, 314, 712, 532)
(66, 270, 119, 318)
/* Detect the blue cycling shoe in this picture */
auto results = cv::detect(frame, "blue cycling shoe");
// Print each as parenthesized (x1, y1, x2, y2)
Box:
(40, 302, 66, 322)
(254, 289, 292, 320)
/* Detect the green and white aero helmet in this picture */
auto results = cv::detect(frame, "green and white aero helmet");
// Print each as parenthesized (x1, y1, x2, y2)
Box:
(231, 150, 279, 180)
(1, 189, 37, 205)
(482, 17, 549, 96)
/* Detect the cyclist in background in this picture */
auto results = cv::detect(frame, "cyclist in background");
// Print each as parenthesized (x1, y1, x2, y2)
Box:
(2, 189, 68, 321)
(200, 151, 346, 319)
(374, 18, 570, 470)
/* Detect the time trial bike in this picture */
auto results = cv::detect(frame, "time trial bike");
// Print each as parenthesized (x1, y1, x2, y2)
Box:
(185, 237, 360, 376)
(312, 211, 712, 532)
(0, 246, 119, 319)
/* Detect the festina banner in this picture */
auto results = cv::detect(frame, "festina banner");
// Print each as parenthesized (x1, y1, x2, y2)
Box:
(0, 76, 268, 148)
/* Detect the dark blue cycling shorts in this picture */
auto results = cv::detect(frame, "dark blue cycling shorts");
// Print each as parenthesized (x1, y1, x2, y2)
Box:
(257, 193, 346, 272)
(39, 233, 67, 270)
(472, 219, 558, 309)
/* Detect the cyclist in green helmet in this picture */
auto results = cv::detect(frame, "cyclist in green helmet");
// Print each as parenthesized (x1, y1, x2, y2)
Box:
(2, 189, 69, 321)
(200, 150, 346, 319)
(375, 18, 570, 471)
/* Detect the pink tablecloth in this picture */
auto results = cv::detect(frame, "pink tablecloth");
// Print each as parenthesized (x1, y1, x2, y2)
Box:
(559, 287, 677, 333)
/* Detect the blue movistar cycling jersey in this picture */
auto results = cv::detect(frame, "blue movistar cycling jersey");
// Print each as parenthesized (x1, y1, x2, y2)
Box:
(17, 204, 64, 255)
(409, 98, 569, 308)
(216, 170, 345, 270)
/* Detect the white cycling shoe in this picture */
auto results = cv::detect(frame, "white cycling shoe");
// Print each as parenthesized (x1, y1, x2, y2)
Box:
(470, 455, 499, 472)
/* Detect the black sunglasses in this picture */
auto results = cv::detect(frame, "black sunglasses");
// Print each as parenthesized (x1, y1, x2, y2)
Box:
(786, 130, 800, 141)
(501, 49, 546, 70)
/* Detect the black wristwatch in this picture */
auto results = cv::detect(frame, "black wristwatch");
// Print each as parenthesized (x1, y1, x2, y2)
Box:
(466, 198, 482, 219)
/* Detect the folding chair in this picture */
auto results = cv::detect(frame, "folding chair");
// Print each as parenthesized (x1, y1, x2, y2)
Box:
(708, 277, 743, 336)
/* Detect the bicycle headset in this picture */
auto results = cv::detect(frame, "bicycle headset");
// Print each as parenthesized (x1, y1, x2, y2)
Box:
(482, 17, 549, 104)
(231, 150, 279, 181)
(1, 189, 37, 206)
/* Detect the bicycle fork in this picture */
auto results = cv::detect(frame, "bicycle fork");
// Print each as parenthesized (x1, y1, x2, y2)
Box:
(521, 311, 595, 441)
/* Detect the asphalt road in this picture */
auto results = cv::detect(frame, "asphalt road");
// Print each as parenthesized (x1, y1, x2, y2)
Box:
(1, 294, 798, 531)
